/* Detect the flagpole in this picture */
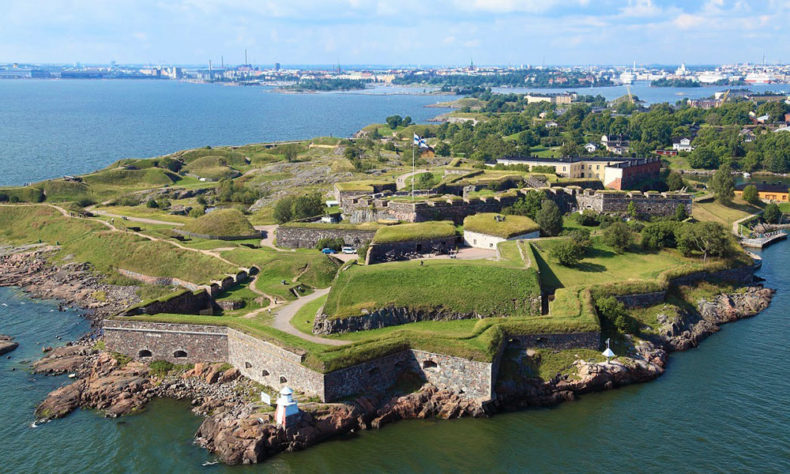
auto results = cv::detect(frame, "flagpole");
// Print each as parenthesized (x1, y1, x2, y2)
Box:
(411, 139, 415, 201)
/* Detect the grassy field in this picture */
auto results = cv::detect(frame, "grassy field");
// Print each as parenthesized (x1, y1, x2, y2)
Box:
(323, 258, 541, 319)
(0, 205, 237, 283)
(95, 205, 192, 224)
(372, 221, 456, 244)
(221, 247, 341, 301)
(464, 213, 539, 238)
(692, 197, 762, 227)
(532, 238, 714, 291)
(182, 208, 256, 237)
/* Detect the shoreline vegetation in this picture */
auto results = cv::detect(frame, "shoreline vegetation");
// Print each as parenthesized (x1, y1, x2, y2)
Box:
(1, 86, 786, 465)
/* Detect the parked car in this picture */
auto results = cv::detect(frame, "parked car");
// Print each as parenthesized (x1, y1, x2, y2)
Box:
(321, 248, 336, 254)
(341, 246, 355, 254)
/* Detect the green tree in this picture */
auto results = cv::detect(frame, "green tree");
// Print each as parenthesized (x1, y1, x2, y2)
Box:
(535, 199, 563, 236)
(641, 221, 680, 250)
(283, 145, 299, 162)
(764, 203, 782, 224)
(741, 184, 759, 204)
(385, 115, 403, 129)
(602, 221, 633, 252)
(509, 190, 545, 219)
(550, 239, 586, 266)
(710, 163, 735, 204)
(676, 222, 731, 262)
(273, 196, 295, 223)
(666, 171, 684, 191)
(627, 200, 637, 218)
(291, 193, 324, 220)
(434, 142, 451, 156)
(688, 146, 720, 169)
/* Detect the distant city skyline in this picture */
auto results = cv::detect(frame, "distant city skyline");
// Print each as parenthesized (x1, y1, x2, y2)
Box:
(1, 0, 789, 65)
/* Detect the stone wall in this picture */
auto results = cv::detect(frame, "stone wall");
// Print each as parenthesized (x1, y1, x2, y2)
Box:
(102, 320, 228, 364)
(173, 229, 262, 241)
(323, 351, 416, 401)
(575, 189, 692, 217)
(615, 291, 667, 308)
(366, 236, 459, 264)
(226, 329, 326, 400)
(672, 264, 755, 287)
(276, 226, 377, 249)
(117, 268, 203, 292)
(412, 350, 495, 400)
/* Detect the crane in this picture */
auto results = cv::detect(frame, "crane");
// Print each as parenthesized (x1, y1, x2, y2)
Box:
(717, 89, 730, 108)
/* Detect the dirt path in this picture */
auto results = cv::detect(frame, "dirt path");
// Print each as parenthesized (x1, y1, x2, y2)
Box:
(269, 288, 349, 346)
(254, 225, 291, 252)
(90, 208, 186, 227)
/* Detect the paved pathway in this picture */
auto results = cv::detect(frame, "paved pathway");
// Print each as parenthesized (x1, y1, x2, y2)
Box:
(269, 288, 349, 346)
(396, 168, 430, 190)
(254, 225, 292, 252)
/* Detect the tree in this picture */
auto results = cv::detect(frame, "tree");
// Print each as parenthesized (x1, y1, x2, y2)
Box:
(550, 239, 586, 266)
(434, 142, 450, 157)
(676, 222, 731, 262)
(764, 203, 781, 224)
(602, 221, 633, 252)
(741, 184, 759, 204)
(710, 163, 735, 204)
(273, 196, 295, 223)
(627, 200, 637, 218)
(559, 141, 582, 157)
(385, 115, 403, 129)
(641, 221, 680, 250)
(291, 193, 324, 220)
(688, 146, 720, 169)
(535, 199, 563, 236)
(666, 171, 684, 191)
(146, 198, 159, 209)
(283, 145, 299, 162)
(509, 190, 545, 219)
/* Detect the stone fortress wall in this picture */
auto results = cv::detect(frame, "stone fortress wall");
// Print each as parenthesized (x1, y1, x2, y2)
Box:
(275, 226, 377, 249)
(103, 319, 498, 402)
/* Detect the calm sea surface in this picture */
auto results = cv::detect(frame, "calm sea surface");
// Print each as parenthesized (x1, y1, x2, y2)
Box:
(0, 81, 789, 472)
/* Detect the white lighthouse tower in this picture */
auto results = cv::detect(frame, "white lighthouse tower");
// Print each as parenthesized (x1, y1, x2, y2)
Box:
(274, 386, 299, 427)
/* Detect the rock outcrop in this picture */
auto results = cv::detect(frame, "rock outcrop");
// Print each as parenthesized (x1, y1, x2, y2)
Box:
(0, 248, 139, 322)
(656, 286, 773, 351)
(196, 384, 487, 465)
(0, 335, 18, 355)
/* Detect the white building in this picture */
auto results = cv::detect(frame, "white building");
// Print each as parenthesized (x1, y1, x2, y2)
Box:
(463, 213, 540, 249)
(672, 138, 694, 152)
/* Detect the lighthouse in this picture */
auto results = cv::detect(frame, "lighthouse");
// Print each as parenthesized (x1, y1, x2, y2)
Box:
(274, 386, 299, 427)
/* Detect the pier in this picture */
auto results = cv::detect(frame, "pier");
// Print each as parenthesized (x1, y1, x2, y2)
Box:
(740, 231, 788, 249)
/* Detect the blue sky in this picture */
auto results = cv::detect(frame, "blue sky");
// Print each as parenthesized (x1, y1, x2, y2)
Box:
(1, 0, 788, 66)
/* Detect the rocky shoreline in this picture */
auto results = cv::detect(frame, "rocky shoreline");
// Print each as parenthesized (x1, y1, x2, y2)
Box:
(0, 247, 140, 324)
(29, 285, 774, 466)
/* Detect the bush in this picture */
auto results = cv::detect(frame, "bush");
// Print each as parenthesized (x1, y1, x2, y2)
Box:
(188, 206, 205, 218)
(596, 296, 638, 334)
(602, 221, 633, 252)
(641, 221, 680, 250)
(549, 239, 586, 266)
(572, 209, 600, 226)
(535, 199, 563, 236)
(316, 237, 344, 251)
(75, 198, 96, 208)
(149, 360, 174, 377)
(741, 184, 759, 204)
(357, 242, 370, 260)
(0, 192, 8, 202)
(146, 198, 159, 208)
(676, 222, 731, 260)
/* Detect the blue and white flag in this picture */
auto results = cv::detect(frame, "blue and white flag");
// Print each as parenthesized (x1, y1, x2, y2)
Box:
(413, 133, 429, 148)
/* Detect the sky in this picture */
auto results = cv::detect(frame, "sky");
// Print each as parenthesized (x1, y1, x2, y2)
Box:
(1, 0, 789, 66)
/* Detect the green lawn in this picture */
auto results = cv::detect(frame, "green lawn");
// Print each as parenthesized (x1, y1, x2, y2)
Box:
(291, 294, 328, 335)
(531, 238, 711, 291)
(464, 213, 539, 238)
(95, 205, 192, 224)
(323, 258, 541, 319)
(692, 197, 762, 227)
(183, 208, 256, 237)
(372, 221, 456, 244)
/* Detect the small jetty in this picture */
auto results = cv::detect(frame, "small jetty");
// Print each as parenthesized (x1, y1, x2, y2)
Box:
(740, 231, 788, 249)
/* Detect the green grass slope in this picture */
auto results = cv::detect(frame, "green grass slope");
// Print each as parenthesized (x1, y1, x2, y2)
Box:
(182, 208, 256, 237)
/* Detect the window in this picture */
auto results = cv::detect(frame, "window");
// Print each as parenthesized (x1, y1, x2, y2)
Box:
(173, 350, 187, 358)
(245, 362, 252, 369)
(280, 376, 287, 383)
(138, 349, 152, 358)
(489, 242, 493, 248)
(261, 370, 270, 377)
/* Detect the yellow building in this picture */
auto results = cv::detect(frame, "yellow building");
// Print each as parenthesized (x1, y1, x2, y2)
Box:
(734, 183, 789, 202)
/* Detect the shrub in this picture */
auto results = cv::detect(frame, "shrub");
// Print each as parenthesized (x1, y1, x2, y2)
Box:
(0, 192, 9, 202)
(572, 209, 600, 226)
(676, 222, 731, 261)
(146, 198, 159, 208)
(641, 221, 680, 250)
(674, 204, 689, 221)
(596, 296, 638, 334)
(603, 221, 633, 252)
(188, 206, 205, 218)
(549, 239, 586, 266)
(75, 197, 96, 208)
(357, 242, 370, 259)
(316, 237, 344, 251)
(149, 360, 174, 377)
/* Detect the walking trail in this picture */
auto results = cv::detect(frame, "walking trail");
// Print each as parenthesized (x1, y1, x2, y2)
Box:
(269, 288, 349, 346)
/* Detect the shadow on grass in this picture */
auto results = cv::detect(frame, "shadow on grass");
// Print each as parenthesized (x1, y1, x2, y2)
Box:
(531, 246, 563, 291)
(574, 262, 606, 273)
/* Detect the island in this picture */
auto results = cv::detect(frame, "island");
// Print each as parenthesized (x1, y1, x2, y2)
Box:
(2, 90, 786, 465)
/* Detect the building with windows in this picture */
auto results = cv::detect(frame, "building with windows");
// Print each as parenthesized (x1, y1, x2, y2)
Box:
(734, 183, 789, 202)
(494, 156, 660, 190)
